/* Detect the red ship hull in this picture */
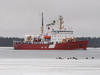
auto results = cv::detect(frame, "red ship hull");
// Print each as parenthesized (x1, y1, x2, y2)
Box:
(13, 40, 88, 50)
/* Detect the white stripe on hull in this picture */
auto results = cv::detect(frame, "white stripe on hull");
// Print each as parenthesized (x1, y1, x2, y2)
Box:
(48, 42, 56, 48)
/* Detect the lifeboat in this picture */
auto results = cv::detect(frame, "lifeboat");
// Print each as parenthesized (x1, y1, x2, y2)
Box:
(44, 35, 51, 39)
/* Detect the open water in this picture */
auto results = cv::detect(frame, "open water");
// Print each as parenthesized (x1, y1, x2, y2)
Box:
(0, 47, 100, 75)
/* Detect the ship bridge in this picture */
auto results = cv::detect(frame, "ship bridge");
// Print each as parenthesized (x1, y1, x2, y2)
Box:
(49, 29, 73, 42)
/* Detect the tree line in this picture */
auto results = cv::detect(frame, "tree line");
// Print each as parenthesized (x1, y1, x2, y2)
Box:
(0, 37, 24, 47)
(0, 36, 100, 47)
(77, 37, 100, 47)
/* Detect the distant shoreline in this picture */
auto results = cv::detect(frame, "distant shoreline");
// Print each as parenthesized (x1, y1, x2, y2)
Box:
(0, 36, 100, 47)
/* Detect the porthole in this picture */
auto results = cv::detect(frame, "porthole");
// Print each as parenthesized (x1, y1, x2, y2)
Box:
(79, 45, 82, 47)
(41, 46, 43, 48)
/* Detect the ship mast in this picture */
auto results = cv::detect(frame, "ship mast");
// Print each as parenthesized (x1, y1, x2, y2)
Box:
(41, 12, 43, 35)
(59, 15, 64, 30)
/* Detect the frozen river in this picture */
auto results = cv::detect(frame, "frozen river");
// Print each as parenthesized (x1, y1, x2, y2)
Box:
(0, 47, 100, 59)
(0, 47, 100, 75)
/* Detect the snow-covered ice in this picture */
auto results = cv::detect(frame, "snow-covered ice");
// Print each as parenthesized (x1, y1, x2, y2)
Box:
(0, 47, 100, 75)
(0, 58, 100, 75)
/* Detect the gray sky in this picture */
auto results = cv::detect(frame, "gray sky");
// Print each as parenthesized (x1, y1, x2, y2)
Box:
(0, 0, 100, 38)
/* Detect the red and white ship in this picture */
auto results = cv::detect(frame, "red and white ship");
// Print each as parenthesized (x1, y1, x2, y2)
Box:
(13, 13, 88, 50)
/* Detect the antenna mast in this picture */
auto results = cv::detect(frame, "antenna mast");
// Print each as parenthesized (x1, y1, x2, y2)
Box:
(59, 15, 64, 30)
(41, 12, 43, 35)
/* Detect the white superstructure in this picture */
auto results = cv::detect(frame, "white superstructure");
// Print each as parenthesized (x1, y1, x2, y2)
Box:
(25, 15, 74, 43)
(45, 15, 73, 43)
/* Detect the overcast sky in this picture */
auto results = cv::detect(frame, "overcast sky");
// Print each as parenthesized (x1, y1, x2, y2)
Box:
(0, 0, 100, 38)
